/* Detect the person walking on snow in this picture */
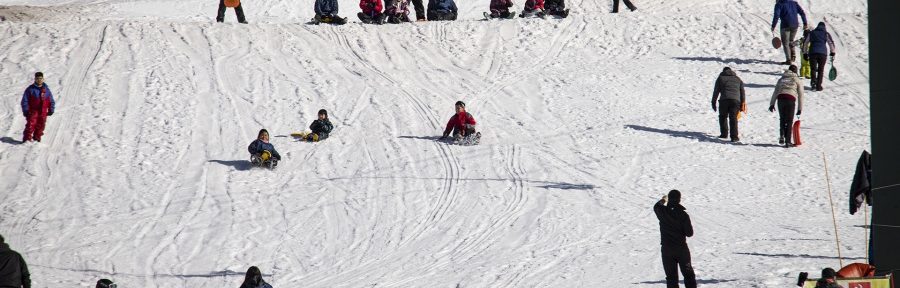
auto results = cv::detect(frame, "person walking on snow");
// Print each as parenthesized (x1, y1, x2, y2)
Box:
(0, 234, 31, 288)
(611, 0, 636, 13)
(239, 266, 274, 288)
(768, 65, 804, 147)
(427, 0, 457, 21)
(440, 101, 476, 141)
(711, 67, 746, 142)
(21, 72, 55, 143)
(216, 0, 248, 23)
(653, 190, 697, 288)
(803, 21, 836, 91)
(771, 0, 809, 65)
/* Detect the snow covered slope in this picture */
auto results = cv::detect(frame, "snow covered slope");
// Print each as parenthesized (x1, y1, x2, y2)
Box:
(0, 0, 870, 287)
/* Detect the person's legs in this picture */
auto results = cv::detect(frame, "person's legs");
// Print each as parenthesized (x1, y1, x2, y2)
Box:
(676, 246, 697, 288)
(718, 101, 730, 138)
(612, 0, 620, 12)
(34, 114, 47, 141)
(622, 0, 636, 10)
(216, 0, 227, 22)
(780, 28, 797, 63)
(812, 54, 827, 90)
(411, 0, 425, 20)
(778, 99, 796, 144)
(727, 101, 740, 140)
(23, 112, 37, 142)
(661, 246, 680, 288)
(235, 4, 247, 23)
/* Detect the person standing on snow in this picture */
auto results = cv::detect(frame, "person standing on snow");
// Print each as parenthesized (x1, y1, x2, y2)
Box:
(440, 101, 476, 141)
(215, 0, 248, 23)
(427, 0, 458, 21)
(803, 21, 836, 92)
(768, 65, 804, 147)
(653, 190, 697, 288)
(0, 235, 31, 288)
(771, 0, 809, 65)
(239, 266, 274, 288)
(21, 72, 55, 143)
(711, 67, 746, 142)
(611, 0, 636, 13)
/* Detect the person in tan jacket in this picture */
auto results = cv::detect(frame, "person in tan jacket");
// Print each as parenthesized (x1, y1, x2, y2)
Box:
(768, 65, 804, 147)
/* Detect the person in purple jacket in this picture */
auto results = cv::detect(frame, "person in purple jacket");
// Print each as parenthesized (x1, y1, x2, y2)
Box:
(21, 72, 56, 143)
(771, 0, 809, 65)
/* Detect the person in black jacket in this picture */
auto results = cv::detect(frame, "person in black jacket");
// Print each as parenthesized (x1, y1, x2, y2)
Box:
(0, 235, 31, 288)
(239, 266, 273, 288)
(305, 109, 334, 142)
(814, 268, 842, 288)
(653, 190, 696, 288)
(711, 67, 746, 142)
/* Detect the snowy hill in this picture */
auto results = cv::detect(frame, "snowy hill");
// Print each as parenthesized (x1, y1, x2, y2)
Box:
(0, 0, 871, 287)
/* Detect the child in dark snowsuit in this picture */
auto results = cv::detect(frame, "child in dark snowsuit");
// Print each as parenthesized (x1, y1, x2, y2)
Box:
(315, 0, 347, 24)
(427, 0, 457, 21)
(384, 0, 412, 23)
(303, 109, 334, 142)
(544, 0, 568, 17)
(358, 0, 385, 24)
(488, 0, 514, 18)
(520, 0, 545, 17)
(248, 129, 281, 167)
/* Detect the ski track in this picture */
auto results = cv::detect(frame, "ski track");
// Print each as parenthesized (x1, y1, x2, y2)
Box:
(0, 0, 873, 286)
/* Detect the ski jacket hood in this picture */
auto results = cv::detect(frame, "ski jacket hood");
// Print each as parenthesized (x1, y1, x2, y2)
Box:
(769, 70, 804, 111)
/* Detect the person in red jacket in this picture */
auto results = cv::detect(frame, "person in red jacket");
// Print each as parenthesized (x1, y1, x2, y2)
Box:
(521, 0, 545, 17)
(358, 0, 385, 24)
(440, 101, 476, 141)
(21, 72, 56, 143)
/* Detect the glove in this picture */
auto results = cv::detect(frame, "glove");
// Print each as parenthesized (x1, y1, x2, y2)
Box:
(711, 102, 717, 112)
(796, 110, 802, 115)
(769, 105, 775, 112)
(829, 52, 835, 57)
(803, 54, 809, 60)
(48, 111, 53, 116)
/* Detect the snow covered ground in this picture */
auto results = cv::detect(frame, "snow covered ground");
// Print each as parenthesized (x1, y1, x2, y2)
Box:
(0, 0, 871, 287)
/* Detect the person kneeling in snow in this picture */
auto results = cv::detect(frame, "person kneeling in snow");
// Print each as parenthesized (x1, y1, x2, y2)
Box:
(440, 101, 476, 141)
(248, 129, 281, 167)
(427, 0, 457, 21)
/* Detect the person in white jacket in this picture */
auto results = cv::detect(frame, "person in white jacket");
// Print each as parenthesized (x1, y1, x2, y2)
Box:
(768, 65, 804, 147)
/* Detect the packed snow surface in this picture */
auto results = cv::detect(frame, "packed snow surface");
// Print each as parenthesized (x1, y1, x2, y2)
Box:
(0, 0, 871, 287)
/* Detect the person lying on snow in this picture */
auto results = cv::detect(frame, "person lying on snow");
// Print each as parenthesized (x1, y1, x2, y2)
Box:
(248, 129, 282, 166)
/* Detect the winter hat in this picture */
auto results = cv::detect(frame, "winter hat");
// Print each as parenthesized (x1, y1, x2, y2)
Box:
(722, 67, 731, 72)
(96, 279, 116, 288)
(668, 189, 681, 205)
(258, 129, 269, 138)
(821, 267, 837, 279)
(789, 65, 798, 73)
(318, 109, 328, 118)
(455, 101, 466, 108)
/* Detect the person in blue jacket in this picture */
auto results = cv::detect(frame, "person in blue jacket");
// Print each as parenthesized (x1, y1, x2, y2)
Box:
(802, 21, 836, 91)
(427, 0, 457, 21)
(315, 0, 346, 24)
(771, 0, 808, 65)
(248, 129, 281, 167)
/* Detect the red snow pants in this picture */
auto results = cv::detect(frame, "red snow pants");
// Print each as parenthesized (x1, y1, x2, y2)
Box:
(23, 111, 48, 142)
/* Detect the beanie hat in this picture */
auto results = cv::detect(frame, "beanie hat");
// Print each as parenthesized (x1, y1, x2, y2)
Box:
(821, 267, 836, 279)
(96, 279, 115, 288)
(318, 109, 328, 118)
(668, 189, 681, 205)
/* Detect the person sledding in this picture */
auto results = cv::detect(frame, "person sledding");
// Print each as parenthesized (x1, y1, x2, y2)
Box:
(486, 0, 515, 19)
(426, 0, 458, 21)
(293, 109, 334, 142)
(439, 101, 481, 145)
(358, 0, 386, 24)
(248, 129, 282, 168)
(314, 0, 347, 24)
(544, 0, 569, 18)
